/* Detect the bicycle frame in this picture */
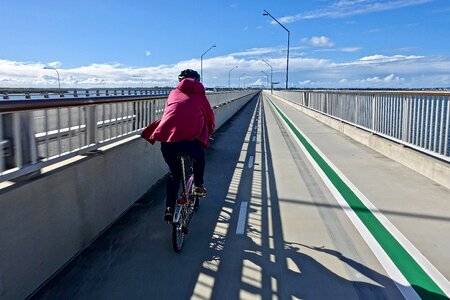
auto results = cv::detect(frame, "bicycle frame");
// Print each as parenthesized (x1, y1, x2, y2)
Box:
(173, 156, 195, 223)
(171, 155, 198, 252)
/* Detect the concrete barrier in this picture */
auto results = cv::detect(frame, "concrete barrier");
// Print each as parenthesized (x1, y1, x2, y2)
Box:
(0, 91, 258, 300)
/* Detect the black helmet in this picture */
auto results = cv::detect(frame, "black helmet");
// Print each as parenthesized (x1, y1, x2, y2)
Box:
(178, 69, 200, 82)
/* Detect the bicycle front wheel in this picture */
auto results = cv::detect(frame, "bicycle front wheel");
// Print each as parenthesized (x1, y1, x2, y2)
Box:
(172, 222, 184, 252)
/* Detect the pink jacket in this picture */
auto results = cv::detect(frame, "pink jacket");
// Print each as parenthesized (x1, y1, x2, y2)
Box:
(149, 78, 215, 147)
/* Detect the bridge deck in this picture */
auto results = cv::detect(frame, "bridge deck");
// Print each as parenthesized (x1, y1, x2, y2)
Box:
(32, 93, 450, 299)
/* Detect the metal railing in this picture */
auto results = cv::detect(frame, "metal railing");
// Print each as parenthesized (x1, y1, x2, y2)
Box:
(272, 90, 450, 162)
(0, 90, 256, 182)
(1, 88, 172, 100)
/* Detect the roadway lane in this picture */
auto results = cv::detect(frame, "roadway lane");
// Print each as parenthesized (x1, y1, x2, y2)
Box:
(31, 92, 448, 299)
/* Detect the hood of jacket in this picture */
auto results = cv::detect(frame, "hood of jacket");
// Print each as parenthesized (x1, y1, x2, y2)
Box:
(177, 78, 205, 94)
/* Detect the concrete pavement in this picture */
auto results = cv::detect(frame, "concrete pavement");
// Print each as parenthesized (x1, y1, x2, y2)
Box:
(30, 92, 449, 299)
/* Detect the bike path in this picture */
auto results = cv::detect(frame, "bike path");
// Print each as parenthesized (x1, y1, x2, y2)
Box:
(31, 93, 449, 299)
(264, 92, 450, 299)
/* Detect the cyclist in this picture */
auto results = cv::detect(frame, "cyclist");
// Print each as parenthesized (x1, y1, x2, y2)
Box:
(148, 69, 215, 221)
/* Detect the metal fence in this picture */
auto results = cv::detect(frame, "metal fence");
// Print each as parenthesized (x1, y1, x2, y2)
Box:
(0, 90, 256, 182)
(273, 90, 450, 162)
(1, 88, 172, 100)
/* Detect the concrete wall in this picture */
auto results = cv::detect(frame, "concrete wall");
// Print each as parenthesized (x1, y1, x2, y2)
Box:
(269, 92, 450, 189)
(0, 91, 258, 300)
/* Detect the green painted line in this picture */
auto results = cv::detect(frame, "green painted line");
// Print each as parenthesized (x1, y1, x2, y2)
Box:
(268, 97, 447, 300)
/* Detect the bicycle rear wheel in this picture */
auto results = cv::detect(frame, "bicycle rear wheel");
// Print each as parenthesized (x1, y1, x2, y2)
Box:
(172, 222, 184, 252)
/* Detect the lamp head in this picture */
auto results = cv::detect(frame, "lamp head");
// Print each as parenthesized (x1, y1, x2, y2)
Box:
(263, 10, 269, 16)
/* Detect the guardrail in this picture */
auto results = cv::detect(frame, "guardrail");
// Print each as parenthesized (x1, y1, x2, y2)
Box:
(1, 89, 172, 100)
(0, 90, 256, 182)
(273, 90, 450, 162)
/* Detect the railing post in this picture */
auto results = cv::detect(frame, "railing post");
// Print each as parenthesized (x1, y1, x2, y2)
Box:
(445, 98, 450, 156)
(86, 105, 98, 146)
(1, 112, 38, 172)
(0, 115, 5, 172)
(401, 96, 410, 142)
(371, 94, 376, 131)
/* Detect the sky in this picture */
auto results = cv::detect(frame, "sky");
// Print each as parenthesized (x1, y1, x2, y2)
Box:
(1, 0, 450, 89)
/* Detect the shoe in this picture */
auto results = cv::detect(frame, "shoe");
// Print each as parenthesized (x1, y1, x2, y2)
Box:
(193, 185, 207, 197)
(164, 207, 173, 222)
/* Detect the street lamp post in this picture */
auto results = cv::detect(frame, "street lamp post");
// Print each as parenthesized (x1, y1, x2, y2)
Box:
(43, 66, 61, 90)
(261, 71, 269, 89)
(201, 44, 216, 83)
(239, 73, 246, 89)
(228, 66, 238, 89)
(262, 59, 273, 93)
(263, 9, 290, 90)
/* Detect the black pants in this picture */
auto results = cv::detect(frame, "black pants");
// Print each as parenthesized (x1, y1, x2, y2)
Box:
(161, 140, 205, 209)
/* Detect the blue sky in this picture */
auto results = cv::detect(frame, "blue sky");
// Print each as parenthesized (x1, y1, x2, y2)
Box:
(1, 0, 450, 88)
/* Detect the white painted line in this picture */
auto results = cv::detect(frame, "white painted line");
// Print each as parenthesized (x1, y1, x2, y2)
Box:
(248, 155, 254, 169)
(236, 201, 248, 235)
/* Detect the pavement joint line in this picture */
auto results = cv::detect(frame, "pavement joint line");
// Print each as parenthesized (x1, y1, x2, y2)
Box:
(266, 95, 450, 300)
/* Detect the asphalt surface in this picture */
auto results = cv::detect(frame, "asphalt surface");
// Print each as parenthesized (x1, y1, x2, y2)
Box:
(31, 93, 450, 300)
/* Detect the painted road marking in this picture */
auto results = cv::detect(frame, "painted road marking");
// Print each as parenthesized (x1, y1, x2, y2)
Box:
(248, 155, 254, 169)
(236, 201, 248, 235)
(236, 96, 260, 235)
(267, 96, 450, 300)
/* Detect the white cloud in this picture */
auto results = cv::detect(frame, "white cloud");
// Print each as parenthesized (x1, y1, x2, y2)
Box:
(303, 36, 334, 47)
(230, 47, 284, 57)
(362, 74, 400, 83)
(1, 52, 450, 89)
(48, 61, 61, 67)
(277, 0, 434, 23)
(299, 80, 312, 85)
(145, 51, 151, 56)
(248, 78, 265, 87)
(384, 73, 401, 82)
(341, 47, 361, 52)
(360, 73, 404, 84)
(357, 54, 424, 63)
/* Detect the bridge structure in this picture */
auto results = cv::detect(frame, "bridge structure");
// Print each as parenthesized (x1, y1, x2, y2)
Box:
(0, 89, 449, 299)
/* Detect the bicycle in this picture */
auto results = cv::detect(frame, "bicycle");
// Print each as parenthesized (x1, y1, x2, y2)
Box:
(171, 155, 200, 252)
